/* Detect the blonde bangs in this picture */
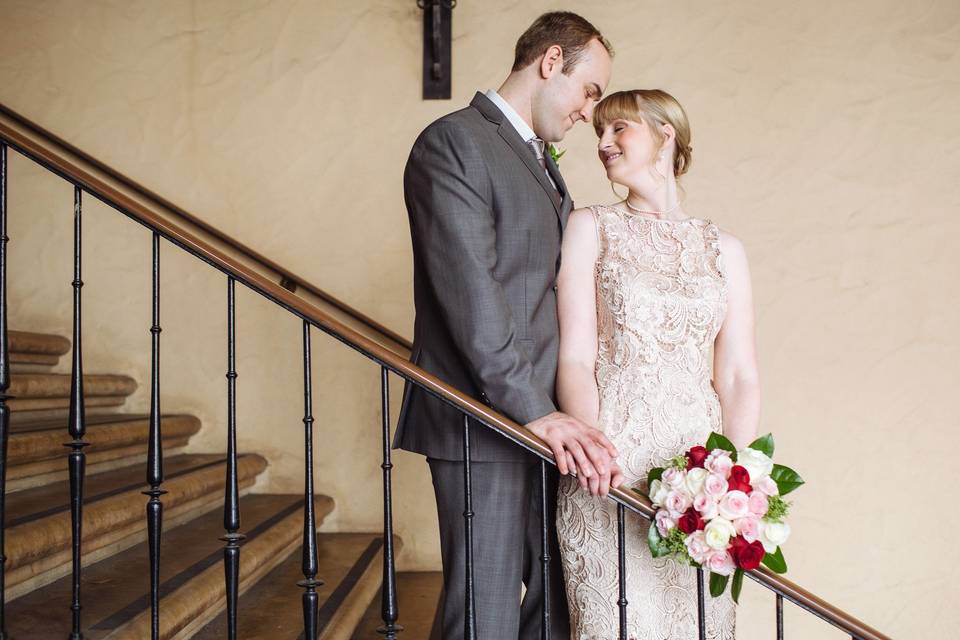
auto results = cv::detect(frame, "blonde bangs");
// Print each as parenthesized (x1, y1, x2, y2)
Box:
(592, 91, 643, 136)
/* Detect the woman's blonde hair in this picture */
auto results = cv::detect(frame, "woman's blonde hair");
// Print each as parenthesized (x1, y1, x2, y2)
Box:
(593, 89, 692, 177)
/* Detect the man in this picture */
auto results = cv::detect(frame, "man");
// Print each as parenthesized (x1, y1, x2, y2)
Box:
(395, 12, 620, 639)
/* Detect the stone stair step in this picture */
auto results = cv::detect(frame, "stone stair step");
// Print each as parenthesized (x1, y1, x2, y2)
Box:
(5, 452, 268, 599)
(350, 572, 444, 640)
(9, 372, 138, 412)
(4, 493, 335, 639)
(191, 532, 396, 640)
(7, 413, 202, 489)
(9, 330, 71, 366)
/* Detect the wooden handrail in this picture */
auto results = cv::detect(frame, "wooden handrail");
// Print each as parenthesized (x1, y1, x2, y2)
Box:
(0, 103, 892, 640)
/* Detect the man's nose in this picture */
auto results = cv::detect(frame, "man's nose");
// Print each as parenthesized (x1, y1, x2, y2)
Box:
(580, 100, 596, 122)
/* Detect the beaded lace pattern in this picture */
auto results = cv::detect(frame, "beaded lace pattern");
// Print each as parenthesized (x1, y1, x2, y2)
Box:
(557, 203, 736, 639)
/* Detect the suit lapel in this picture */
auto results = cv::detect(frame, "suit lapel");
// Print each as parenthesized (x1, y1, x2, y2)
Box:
(471, 93, 564, 221)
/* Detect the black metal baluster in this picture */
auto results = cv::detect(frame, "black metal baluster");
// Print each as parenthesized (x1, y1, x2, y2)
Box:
(67, 185, 89, 639)
(298, 320, 321, 639)
(221, 276, 244, 639)
(143, 231, 166, 639)
(539, 460, 551, 640)
(461, 414, 476, 640)
(0, 141, 10, 640)
(777, 593, 784, 639)
(616, 504, 627, 640)
(377, 366, 401, 638)
(696, 567, 706, 640)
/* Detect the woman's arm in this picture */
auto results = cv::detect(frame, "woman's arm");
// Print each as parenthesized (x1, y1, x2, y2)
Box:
(713, 230, 761, 450)
(557, 208, 602, 430)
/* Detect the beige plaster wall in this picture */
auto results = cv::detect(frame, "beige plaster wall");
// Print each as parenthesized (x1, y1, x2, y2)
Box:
(1, 1, 957, 637)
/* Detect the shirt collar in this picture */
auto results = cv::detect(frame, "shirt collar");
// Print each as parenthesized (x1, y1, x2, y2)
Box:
(484, 89, 537, 143)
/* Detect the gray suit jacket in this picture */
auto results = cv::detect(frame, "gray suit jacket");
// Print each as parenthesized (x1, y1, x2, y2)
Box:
(394, 92, 573, 462)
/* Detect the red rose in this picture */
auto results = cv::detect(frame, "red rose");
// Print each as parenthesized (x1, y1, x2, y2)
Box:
(730, 535, 765, 571)
(686, 446, 709, 470)
(677, 507, 705, 534)
(728, 465, 752, 494)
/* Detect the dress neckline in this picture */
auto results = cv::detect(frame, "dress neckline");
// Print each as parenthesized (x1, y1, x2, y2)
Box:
(597, 202, 702, 225)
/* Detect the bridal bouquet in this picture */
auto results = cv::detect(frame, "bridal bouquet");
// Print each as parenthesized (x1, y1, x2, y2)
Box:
(640, 433, 803, 602)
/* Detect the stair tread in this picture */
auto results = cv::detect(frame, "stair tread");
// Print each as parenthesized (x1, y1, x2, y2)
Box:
(9, 330, 71, 356)
(10, 412, 151, 434)
(5, 493, 332, 639)
(6, 453, 230, 526)
(10, 372, 137, 399)
(193, 532, 385, 640)
(351, 572, 444, 640)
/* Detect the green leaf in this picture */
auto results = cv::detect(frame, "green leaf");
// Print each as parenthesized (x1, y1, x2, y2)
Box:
(647, 521, 670, 558)
(731, 569, 745, 603)
(647, 466, 664, 489)
(748, 433, 775, 457)
(770, 464, 805, 496)
(762, 547, 788, 574)
(705, 432, 738, 456)
(709, 572, 729, 598)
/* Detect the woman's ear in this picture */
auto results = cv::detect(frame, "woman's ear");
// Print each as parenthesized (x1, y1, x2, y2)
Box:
(660, 123, 677, 150)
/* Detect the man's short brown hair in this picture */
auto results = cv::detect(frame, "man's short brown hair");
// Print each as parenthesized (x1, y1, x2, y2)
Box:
(512, 12, 613, 74)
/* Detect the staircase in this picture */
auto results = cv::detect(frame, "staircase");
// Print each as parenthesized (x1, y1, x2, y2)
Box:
(2, 330, 436, 639)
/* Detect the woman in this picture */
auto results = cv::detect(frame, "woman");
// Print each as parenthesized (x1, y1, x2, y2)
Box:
(555, 89, 760, 638)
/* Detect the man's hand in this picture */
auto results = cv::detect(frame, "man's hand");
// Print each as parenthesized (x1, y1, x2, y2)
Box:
(525, 411, 622, 497)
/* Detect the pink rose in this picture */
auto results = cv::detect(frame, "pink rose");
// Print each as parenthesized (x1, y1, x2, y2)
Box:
(705, 450, 734, 477)
(655, 510, 676, 537)
(754, 475, 780, 496)
(684, 530, 712, 565)
(707, 550, 737, 577)
(664, 489, 693, 517)
(704, 473, 729, 498)
(748, 491, 769, 517)
(662, 467, 687, 488)
(718, 490, 750, 520)
(735, 516, 762, 543)
(693, 493, 719, 520)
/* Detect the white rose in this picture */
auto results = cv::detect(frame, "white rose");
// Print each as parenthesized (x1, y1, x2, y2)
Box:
(649, 479, 670, 507)
(704, 518, 736, 550)
(685, 467, 708, 496)
(737, 448, 774, 482)
(759, 521, 791, 553)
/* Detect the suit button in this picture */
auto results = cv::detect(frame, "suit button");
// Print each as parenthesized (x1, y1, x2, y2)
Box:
(552, 284, 559, 293)
(479, 392, 491, 406)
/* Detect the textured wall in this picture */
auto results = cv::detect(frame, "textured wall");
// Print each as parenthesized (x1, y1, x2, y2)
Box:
(1, 1, 957, 637)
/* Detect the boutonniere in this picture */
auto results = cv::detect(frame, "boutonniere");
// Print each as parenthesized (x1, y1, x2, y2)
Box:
(548, 143, 566, 165)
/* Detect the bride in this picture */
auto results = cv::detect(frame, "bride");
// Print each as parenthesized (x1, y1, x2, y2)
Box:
(555, 89, 760, 639)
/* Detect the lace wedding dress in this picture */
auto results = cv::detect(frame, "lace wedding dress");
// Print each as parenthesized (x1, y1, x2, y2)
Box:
(556, 204, 736, 639)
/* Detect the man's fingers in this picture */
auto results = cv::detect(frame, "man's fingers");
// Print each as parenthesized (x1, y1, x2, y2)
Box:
(590, 430, 619, 459)
(580, 438, 611, 477)
(565, 440, 595, 479)
(551, 444, 568, 475)
(566, 451, 577, 477)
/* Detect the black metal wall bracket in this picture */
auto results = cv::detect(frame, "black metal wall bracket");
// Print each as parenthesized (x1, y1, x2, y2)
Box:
(417, 0, 456, 100)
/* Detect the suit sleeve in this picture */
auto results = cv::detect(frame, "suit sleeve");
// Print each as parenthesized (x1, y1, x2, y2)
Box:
(405, 122, 556, 425)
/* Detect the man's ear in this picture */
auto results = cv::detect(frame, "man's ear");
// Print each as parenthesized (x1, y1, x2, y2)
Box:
(539, 45, 564, 79)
